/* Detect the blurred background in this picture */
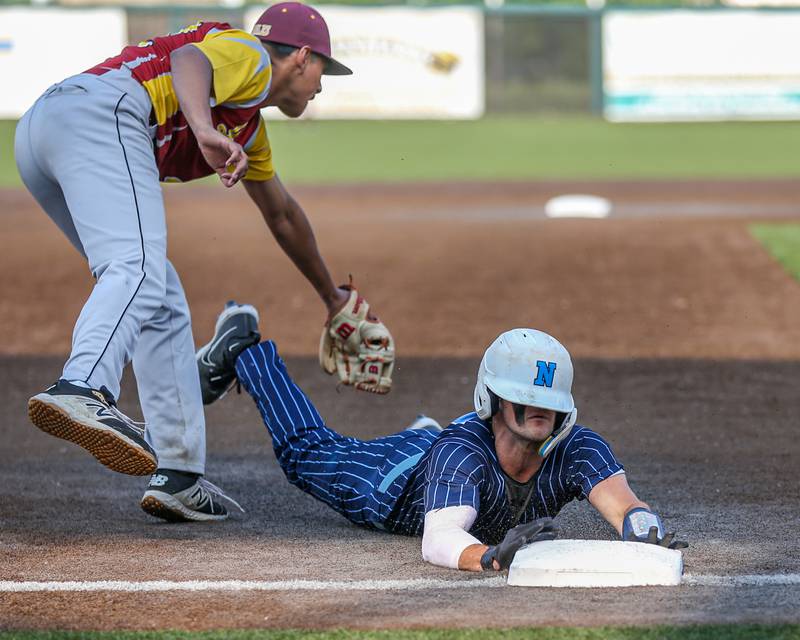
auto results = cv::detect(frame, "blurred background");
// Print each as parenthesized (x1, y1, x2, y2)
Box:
(1, 0, 800, 187)
(0, 0, 798, 357)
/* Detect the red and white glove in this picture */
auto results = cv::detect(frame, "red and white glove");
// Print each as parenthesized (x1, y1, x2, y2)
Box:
(319, 286, 395, 394)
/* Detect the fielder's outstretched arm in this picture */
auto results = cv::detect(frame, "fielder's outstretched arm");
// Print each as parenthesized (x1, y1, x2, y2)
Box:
(243, 175, 348, 317)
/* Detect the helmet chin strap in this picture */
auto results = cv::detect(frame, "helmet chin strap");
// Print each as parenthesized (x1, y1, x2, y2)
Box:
(537, 410, 576, 457)
(537, 435, 556, 457)
(532, 411, 567, 456)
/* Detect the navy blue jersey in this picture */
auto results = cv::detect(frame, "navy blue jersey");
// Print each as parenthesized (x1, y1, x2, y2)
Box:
(236, 341, 623, 545)
(397, 414, 623, 543)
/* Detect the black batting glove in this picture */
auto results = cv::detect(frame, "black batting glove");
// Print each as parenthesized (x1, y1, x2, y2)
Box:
(480, 517, 558, 571)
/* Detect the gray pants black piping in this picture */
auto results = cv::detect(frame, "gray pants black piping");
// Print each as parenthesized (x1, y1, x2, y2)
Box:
(14, 67, 205, 473)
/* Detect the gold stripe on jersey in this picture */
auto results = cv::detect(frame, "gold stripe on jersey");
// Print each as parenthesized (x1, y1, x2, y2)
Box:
(243, 117, 274, 182)
(191, 30, 272, 107)
(141, 73, 179, 126)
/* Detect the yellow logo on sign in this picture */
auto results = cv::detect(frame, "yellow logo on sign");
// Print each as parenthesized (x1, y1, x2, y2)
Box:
(428, 52, 459, 73)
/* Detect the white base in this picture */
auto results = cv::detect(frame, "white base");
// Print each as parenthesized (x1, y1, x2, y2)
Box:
(507, 540, 683, 588)
(544, 195, 612, 219)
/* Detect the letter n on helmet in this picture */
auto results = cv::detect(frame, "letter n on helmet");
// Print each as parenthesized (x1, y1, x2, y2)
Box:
(534, 360, 557, 388)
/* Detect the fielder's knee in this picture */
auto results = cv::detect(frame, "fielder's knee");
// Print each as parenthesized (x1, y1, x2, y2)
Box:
(93, 256, 167, 318)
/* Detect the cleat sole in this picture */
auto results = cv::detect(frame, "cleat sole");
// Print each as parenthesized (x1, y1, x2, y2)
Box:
(28, 396, 156, 476)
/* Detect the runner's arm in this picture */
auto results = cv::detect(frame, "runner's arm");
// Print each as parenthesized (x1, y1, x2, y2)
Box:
(423, 506, 490, 571)
(588, 472, 648, 535)
(422, 440, 492, 571)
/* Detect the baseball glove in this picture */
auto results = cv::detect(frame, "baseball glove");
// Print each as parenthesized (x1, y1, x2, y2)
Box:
(319, 284, 395, 394)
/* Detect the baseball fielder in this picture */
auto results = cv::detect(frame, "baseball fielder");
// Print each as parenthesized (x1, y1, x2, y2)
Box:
(189, 302, 687, 571)
(15, 3, 393, 522)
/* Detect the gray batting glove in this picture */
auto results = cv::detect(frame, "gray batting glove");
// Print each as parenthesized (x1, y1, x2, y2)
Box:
(623, 507, 688, 550)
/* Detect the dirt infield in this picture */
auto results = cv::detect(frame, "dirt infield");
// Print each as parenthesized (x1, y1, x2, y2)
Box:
(0, 179, 799, 631)
(2, 179, 800, 360)
(2, 356, 799, 630)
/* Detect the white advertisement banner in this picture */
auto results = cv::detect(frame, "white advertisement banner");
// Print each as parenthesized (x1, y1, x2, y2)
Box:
(0, 8, 127, 119)
(603, 10, 800, 121)
(245, 6, 485, 119)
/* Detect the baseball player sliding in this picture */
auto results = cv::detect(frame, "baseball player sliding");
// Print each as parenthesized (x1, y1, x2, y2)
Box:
(182, 302, 686, 571)
(15, 3, 393, 522)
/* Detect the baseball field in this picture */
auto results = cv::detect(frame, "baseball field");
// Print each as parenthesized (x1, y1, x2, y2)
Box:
(1, 115, 799, 638)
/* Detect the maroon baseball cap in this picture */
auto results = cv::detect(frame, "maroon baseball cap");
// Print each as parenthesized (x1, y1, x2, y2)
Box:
(252, 2, 352, 76)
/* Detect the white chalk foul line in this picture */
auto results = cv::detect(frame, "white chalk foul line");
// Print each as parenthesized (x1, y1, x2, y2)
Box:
(683, 574, 800, 587)
(0, 577, 507, 592)
(1, 574, 800, 592)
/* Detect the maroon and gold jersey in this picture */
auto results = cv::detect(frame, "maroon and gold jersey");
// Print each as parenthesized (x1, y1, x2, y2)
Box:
(85, 22, 274, 183)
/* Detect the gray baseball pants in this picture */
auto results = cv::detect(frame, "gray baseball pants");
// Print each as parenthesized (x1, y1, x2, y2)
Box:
(14, 67, 205, 474)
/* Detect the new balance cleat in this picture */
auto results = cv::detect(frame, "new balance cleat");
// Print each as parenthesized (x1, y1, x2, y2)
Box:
(196, 301, 260, 405)
(141, 469, 244, 522)
(28, 379, 157, 476)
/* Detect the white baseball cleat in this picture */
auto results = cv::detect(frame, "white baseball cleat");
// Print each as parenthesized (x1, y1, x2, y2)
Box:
(28, 379, 157, 476)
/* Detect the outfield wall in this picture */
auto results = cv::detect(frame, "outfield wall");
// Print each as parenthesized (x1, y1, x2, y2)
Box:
(244, 6, 485, 119)
(603, 9, 800, 121)
(0, 7, 127, 118)
(1, 4, 799, 121)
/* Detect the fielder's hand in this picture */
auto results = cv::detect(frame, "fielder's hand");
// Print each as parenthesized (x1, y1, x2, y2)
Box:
(319, 282, 395, 394)
(197, 129, 248, 188)
(480, 517, 558, 571)
(623, 507, 688, 550)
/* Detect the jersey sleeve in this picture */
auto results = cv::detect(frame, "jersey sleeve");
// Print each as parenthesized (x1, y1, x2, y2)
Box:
(242, 116, 275, 182)
(423, 439, 486, 513)
(191, 29, 272, 108)
(566, 429, 624, 501)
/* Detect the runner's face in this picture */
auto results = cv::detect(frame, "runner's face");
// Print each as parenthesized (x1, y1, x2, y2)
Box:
(278, 50, 324, 118)
(500, 400, 556, 443)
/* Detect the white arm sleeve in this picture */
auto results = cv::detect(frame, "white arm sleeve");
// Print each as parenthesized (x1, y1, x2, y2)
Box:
(421, 506, 482, 569)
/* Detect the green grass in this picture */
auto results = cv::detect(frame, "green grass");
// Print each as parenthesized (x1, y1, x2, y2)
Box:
(2, 628, 800, 640)
(751, 224, 800, 282)
(4, 116, 800, 188)
(0, 120, 17, 187)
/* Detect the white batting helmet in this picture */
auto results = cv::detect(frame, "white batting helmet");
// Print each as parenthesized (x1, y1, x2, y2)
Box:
(473, 328, 578, 457)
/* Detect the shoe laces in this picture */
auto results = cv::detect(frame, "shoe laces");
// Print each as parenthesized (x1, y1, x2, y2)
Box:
(110, 405, 147, 436)
(98, 386, 147, 437)
(198, 478, 246, 515)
